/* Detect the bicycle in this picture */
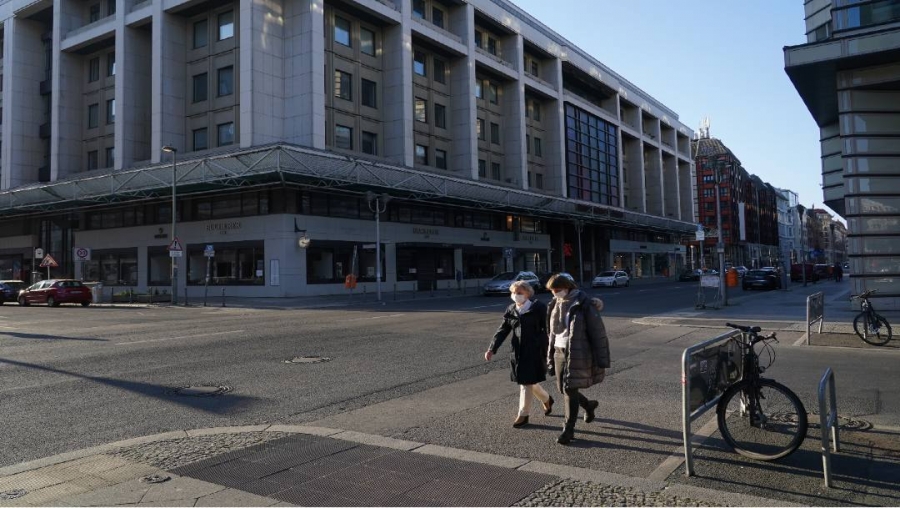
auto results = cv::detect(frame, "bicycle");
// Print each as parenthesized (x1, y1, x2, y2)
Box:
(716, 323, 808, 461)
(852, 289, 892, 346)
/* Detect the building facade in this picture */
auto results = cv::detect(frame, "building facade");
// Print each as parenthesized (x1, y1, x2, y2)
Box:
(0, 0, 698, 297)
(785, 0, 900, 309)
(775, 188, 800, 265)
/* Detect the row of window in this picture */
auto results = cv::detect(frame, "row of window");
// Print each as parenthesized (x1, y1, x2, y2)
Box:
(88, 53, 115, 83)
(86, 99, 115, 128)
(192, 11, 235, 49)
(412, 0, 447, 30)
(87, 0, 116, 23)
(414, 98, 447, 129)
(192, 66, 234, 103)
(414, 144, 448, 169)
(413, 51, 448, 83)
(86, 146, 115, 171)
(334, 16, 377, 57)
(333, 70, 378, 108)
(192, 122, 235, 151)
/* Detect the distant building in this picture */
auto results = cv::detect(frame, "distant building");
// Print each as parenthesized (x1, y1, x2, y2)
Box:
(775, 188, 799, 266)
(784, 0, 900, 308)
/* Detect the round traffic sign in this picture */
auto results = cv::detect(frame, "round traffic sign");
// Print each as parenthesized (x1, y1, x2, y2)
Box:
(76, 248, 89, 258)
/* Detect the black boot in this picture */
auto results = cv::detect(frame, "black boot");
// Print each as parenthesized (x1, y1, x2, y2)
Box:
(557, 427, 575, 445)
(584, 400, 599, 423)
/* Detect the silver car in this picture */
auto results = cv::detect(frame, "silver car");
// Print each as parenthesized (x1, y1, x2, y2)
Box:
(482, 271, 540, 295)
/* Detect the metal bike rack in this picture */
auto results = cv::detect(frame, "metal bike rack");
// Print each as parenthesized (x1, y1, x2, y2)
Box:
(818, 367, 840, 488)
(806, 291, 824, 345)
(681, 329, 742, 476)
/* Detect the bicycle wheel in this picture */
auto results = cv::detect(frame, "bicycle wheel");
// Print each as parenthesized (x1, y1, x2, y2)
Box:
(716, 379, 808, 461)
(854, 312, 892, 346)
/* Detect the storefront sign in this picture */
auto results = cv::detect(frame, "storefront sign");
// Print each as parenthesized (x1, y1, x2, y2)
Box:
(518, 234, 539, 244)
(206, 221, 242, 234)
(412, 227, 439, 237)
(153, 228, 168, 239)
(480, 233, 490, 242)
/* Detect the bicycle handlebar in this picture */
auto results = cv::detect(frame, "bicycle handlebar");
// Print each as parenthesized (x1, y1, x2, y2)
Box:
(852, 289, 876, 300)
(726, 322, 761, 333)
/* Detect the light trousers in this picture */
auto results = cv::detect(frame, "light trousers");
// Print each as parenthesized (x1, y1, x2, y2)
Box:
(518, 383, 551, 417)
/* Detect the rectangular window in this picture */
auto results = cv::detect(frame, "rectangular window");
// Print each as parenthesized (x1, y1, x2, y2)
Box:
(193, 128, 208, 151)
(413, 51, 427, 76)
(360, 27, 375, 56)
(306, 241, 383, 284)
(107, 52, 115, 76)
(361, 78, 377, 108)
(89, 3, 100, 22)
(186, 241, 265, 285)
(477, 118, 485, 140)
(433, 58, 446, 84)
(526, 134, 531, 154)
(414, 98, 427, 123)
(89, 58, 100, 82)
(478, 159, 486, 177)
(362, 131, 377, 155)
(106, 98, 115, 124)
(533, 101, 541, 121)
(334, 70, 352, 101)
(432, 7, 444, 28)
(87, 150, 99, 170)
(535, 173, 544, 189)
(334, 16, 351, 47)
(105, 146, 114, 167)
(107, 0, 115, 15)
(335, 125, 352, 150)
(474, 30, 483, 49)
(88, 249, 139, 286)
(412, 0, 425, 19)
(87, 103, 99, 129)
(531, 61, 538, 77)
(434, 103, 446, 129)
(488, 83, 498, 104)
(218, 10, 234, 40)
(474, 80, 482, 99)
(491, 162, 501, 180)
(415, 144, 428, 165)
(217, 122, 234, 146)
(490, 122, 500, 145)
(192, 72, 208, 102)
(534, 137, 542, 157)
(487, 37, 497, 56)
(193, 19, 208, 48)
(218, 66, 234, 96)
(435, 149, 447, 169)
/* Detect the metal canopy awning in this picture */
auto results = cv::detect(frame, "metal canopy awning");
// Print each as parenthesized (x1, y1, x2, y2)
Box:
(0, 144, 695, 234)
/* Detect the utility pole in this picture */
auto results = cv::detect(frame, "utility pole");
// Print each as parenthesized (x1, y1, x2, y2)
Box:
(715, 161, 728, 306)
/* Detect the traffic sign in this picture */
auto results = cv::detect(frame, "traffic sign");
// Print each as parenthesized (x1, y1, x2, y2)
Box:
(169, 250, 183, 258)
(168, 237, 183, 252)
(40, 254, 59, 268)
(73, 247, 92, 261)
(34, 248, 44, 259)
(695, 231, 705, 241)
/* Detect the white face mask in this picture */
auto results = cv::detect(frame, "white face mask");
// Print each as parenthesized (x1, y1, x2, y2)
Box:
(552, 289, 569, 300)
(511, 293, 528, 305)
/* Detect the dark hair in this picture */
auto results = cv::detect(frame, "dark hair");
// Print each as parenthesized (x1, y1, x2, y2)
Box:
(546, 273, 578, 291)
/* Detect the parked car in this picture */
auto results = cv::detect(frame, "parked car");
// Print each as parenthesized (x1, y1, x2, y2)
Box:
(482, 271, 540, 296)
(734, 266, 749, 277)
(592, 270, 630, 288)
(17, 279, 92, 307)
(0, 280, 27, 304)
(814, 264, 831, 278)
(742, 269, 782, 291)
(679, 269, 702, 281)
(790, 263, 820, 282)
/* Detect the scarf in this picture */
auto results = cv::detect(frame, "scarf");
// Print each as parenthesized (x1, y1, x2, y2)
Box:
(550, 289, 580, 340)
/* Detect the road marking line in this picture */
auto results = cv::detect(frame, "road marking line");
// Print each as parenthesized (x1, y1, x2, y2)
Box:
(346, 313, 405, 322)
(647, 414, 719, 482)
(369, 314, 405, 320)
(116, 330, 245, 345)
(464, 304, 505, 309)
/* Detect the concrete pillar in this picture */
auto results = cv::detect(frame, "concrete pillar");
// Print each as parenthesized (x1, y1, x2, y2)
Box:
(240, 0, 285, 148)
(505, 34, 526, 187)
(3, 17, 45, 187)
(384, 242, 397, 285)
(52, 0, 84, 179)
(550, 58, 566, 196)
(450, 3, 476, 178)
(284, 0, 325, 149)
(152, 8, 186, 162)
(382, 10, 413, 166)
(118, 23, 152, 168)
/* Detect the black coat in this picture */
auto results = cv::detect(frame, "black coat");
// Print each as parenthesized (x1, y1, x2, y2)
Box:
(489, 299, 549, 385)
(547, 291, 610, 390)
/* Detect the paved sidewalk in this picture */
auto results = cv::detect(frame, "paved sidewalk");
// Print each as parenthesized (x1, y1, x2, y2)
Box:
(0, 426, 793, 507)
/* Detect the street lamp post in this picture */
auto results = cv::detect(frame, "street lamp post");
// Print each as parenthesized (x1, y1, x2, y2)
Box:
(574, 220, 585, 285)
(162, 146, 178, 304)
(714, 162, 728, 305)
(797, 204, 806, 287)
(829, 222, 836, 266)
(367, 192, 390, 302)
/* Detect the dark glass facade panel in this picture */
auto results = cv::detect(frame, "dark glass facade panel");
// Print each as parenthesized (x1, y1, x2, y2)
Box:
(564, 103, 619, 206)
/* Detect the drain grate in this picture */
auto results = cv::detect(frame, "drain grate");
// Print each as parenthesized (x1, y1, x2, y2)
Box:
(0, 490, 27, 500)
(140, 474, 171, 484)
(284, 356, 332, 364)
(164, 385, 232, 397)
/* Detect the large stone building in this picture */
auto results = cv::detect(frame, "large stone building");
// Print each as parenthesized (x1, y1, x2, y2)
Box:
(0, 0, 698, 297)
(785, 0, 900, 309)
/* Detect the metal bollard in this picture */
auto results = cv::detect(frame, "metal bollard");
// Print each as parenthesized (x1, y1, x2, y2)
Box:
(393, 284, 397, 301)
(183, 286, 189, 307)
(430, 280, 435, 297)
(129, 288, 134, 304)
(221, 288, 226, 307)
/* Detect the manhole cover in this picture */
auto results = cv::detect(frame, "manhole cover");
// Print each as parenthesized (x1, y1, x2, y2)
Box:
(164, 385, 232, 397)
(140, 474, 171, 484)
(284, 356, 332, 364)
(809, 412, 873, 431)
(0, 490, 27, 500)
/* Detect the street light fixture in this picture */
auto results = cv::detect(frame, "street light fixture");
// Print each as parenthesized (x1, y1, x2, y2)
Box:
(367, 191, 391, 302)
(162, 145, 178, 305)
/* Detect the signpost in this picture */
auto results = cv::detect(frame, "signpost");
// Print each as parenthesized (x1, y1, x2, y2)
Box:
(73, 247, 92, 281)
(203, 245, 214, 306)
(168, 237, 183, 305)
(39, 254, 58, 280)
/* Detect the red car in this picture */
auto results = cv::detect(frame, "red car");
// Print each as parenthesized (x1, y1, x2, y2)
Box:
(18, 280, 92, 307)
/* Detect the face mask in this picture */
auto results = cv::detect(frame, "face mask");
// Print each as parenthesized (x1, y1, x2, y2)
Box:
(511, 293, 528, 305)
(552, 289, 569, 299)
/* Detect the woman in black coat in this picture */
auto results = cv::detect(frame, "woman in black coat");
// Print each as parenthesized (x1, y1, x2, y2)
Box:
(484, 280, 554, 428)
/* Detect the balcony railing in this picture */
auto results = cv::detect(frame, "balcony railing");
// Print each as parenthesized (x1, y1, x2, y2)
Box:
(475, 47, 517, 72)
(411, 16, 462, 44)
(65, 14, 116, 40)
(131, 0, 151, 12)
(524, 71, 555, 90)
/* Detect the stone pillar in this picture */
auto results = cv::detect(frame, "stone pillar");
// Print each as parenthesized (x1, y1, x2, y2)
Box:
(118, 22, 152, 168)
(240, 0, 285, 148)
(284, 0, 325, 149)
(550, 58, 566, 196)
(52, 0, 84, 179)
(450, 3, 476, 178)
(382, 3, 413, 166)
(3, 17, 45, 187)
(151, 7, 186, 162)
(505, 34, 526, 188)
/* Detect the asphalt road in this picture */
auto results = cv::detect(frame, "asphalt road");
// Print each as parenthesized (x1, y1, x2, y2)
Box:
(1, 281, 898, 505)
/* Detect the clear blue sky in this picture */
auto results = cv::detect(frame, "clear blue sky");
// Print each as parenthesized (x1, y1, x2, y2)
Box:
(512, 0, 835, 217)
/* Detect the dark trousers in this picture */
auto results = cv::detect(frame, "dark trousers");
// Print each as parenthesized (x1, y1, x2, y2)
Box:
(554, 347, 591, 431)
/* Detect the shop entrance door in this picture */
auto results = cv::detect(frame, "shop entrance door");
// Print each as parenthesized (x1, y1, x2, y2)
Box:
(416, 251, 437, 291)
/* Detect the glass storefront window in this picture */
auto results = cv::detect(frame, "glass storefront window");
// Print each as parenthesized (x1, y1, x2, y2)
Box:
(306, 241, 384, 284)
(462, 248, 502, 278)
(148, 247, 171, 286)
(396, 246, 455, 282)
(0, 255, 24, 281)
(187, 241, 264, 285)
(85, 249, 138, 286)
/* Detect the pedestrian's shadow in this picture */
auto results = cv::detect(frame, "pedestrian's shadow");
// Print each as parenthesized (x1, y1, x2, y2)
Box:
(0, 357, 259, 414)
(0, 331, 107, 342)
